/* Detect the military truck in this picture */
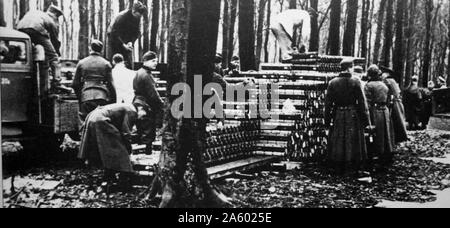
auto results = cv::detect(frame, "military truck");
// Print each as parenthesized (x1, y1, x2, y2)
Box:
(1, 27, 79, 154)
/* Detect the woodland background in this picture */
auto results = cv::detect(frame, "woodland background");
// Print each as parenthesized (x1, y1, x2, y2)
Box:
(1, 0, 450, 88)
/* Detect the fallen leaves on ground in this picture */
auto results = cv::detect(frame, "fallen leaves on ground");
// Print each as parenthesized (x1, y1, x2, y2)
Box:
(3, 130, 450, 208)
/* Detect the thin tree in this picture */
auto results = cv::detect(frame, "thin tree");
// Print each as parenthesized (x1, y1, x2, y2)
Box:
(152, 0, 229, 208)
(78, 0, 89, 59)
(239, 0, 256, 70)
(150, 0, 160, 52)
(309, 0, 319, 52)
(405, 0, 417, 86)
(448, 3, 450, 86)
(228, 0, 238, 64)
(327, 0, 341, 55)
(381, 0, 393, 67)
(264, 0, 271, 62)
(98, 0, 104, 42)
(360, 0, 370, 59)
(342, 0, 358, 56)
(372, 0, 387, 64)
(19, 0, 29, 20)
(89, 0, 97, 39)
(119, 0, 126, 11)
(422, 0, 433, 87)
(222, 0, 231, 68)
(142, 0, 150, 53)
(289, 0, 296, 9)
(256, 0, 267, 67)
(393, 0, 405, 85)
(0, 0, 6, 26)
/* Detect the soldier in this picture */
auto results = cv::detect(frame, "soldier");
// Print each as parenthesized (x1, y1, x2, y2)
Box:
(79, 103, 147, 192)
(72, 40, 117, 124)
(420, 81, 435, 129)
(224, 56, 240, 78)
(381, 67, 408, 144)
(365, 65, 395, 168)
(17, 5, 64, 80)
(133, 51, 164, 155)
(324, 58, 370, 176)
(112, 54, 136, 104)
(106, 2, 147, 69)
(403, 76, 422, 130)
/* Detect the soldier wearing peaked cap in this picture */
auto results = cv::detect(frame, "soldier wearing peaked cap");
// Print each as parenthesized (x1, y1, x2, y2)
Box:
(324, 58, 370, 175)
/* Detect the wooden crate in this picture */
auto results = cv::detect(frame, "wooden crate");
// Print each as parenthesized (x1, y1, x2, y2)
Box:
(53, 98, 79, 134)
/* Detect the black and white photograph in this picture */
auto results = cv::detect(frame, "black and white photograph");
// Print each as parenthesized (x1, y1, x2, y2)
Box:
(1, 0, 450, 210)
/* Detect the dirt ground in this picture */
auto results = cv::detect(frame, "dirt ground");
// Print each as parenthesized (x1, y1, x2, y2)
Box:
(2, 130, 450, 208)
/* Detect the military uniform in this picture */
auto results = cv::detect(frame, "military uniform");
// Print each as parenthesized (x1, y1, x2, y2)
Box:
(106, 10, 141, 69)
(383, 77, 408, 143)
(365, 78, 395, 162)
(17, 9, 62, 73)
(403, 84, 422, 130)
(133, 66, 164, 150)
(79, 103, 137, 173)
(72, 52, 117, 122)
(325, 72, 370, 170)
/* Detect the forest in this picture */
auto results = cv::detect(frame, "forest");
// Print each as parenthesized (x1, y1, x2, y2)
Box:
(0, 0, 449, 89)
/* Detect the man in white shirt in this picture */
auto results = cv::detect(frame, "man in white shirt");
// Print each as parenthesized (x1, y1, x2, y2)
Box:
(112, 54, 136, 104)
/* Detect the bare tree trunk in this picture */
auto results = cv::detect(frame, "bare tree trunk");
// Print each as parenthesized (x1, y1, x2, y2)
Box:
(222, 0, 230, 69)
(367, 0, 375, 65)
(89, 0, 97, 39)
(393, 0, 405, 86)
(142, 0, 150, 54)
(372, 0, 387, 64)
(342, 0, 358, 56)
(19, 0, 30, 20)
(360, 0, 370, 59)
(448, 3, 450, 86)
(256, 0, 267, 68)
(119, 0, 126, 11)
(264, 0, 271, 62)
(309, 0, 319, 52)
(381, 0, 393, 67)
(327, 0, 341, 55)
(155, 0, 227, 209)
(78, 0, 89, 59)
(239, 0, 256, 70)
(228, 0, 237, 64)
(289, 0, 296, 9)
(0, 0, 5, 26)
(405, 0, 417, 87)
(150, 0, 160, 52)
(422, 0, 433, 88)
(98, 0, 104, 42)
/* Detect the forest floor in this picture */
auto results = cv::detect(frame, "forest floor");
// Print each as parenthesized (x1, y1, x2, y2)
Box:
(2, 130, 450, 208)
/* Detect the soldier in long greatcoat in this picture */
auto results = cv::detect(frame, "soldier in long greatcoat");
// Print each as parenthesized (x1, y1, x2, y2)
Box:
(364, 65, 395, 166)
(325, 59, 370, 175)
(381, 69, 408, 144)
(79, 103, 147, 190)
(106, 2, 147, 69)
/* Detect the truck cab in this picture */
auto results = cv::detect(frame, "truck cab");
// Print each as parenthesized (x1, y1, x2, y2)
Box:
(1, 27, 78, 151)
